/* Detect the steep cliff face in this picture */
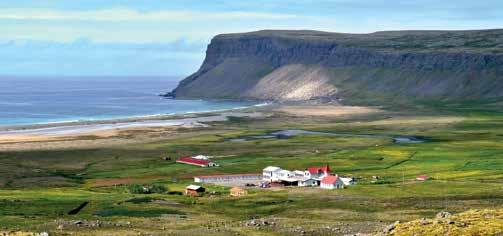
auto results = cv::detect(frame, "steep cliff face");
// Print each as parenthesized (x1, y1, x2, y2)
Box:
(171, 30, 503, 102)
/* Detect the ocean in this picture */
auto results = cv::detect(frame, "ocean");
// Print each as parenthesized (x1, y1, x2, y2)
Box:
(0, 76, 257, 126)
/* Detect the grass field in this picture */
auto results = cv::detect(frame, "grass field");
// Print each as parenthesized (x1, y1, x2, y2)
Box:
(1, 102, 503, 235)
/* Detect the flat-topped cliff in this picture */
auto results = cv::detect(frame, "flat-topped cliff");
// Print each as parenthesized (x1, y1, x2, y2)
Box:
(170, 29, 503, 102)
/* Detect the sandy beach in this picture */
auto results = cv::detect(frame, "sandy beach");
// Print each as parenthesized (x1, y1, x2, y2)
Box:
(0, 104, 384, 151)
(0, 110, 267, 146)
(275, 105, 382, 117)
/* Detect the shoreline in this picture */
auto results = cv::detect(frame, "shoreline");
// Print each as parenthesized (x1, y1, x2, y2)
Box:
(0, 104, 271, 137)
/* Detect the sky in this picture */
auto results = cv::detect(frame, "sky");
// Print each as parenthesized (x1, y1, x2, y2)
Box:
(2, 0, 503, 76)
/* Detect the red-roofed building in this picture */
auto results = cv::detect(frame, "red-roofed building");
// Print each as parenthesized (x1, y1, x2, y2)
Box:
(304, 165, 331, 180)
(416, 175, 430, 181)
(320, 175, 344, 189)
(176, 157, 218, 167)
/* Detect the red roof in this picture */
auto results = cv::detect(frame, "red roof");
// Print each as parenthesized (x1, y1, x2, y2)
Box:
(321, 175, 339, 184)
(177, 157, 210, 166)
(307, 165, 330, 174)
(416, 175, 429, 180)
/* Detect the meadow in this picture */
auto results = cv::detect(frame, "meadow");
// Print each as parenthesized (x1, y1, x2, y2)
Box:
(1, 101, 503, 235)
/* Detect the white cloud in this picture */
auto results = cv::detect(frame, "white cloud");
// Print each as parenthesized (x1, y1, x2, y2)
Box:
(0, 8, 298, 22)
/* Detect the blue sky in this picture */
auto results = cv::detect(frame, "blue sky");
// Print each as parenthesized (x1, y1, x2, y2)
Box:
(2, 0, 503, 76)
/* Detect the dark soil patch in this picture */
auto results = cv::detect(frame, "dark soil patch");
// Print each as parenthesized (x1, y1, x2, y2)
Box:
(68, 201, 89, 215)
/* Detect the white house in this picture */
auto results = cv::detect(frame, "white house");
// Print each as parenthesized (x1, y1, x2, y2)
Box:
(339, 177, 355, 186)
(276, 169, 295, 179)
(293, 170, 305, 177)
(263, 166, 282, 182)
(320, 175, 344, 189)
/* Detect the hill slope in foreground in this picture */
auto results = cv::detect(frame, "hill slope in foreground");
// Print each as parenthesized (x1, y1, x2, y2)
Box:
(389, 208, 503, 235)
(171, 29, 503, 102)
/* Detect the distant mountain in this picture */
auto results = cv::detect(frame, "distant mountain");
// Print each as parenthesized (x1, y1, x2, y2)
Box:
(169, 29, 503, 103)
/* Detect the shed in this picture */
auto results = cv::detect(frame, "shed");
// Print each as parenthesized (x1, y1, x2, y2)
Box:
(340, 177, 356, 186)
(185, 185, 205, 196)
(230, 187, 248, 197)
(416, 175, 430, 181)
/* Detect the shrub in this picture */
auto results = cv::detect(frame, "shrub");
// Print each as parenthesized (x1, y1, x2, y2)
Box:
(150, 184, 167, 194)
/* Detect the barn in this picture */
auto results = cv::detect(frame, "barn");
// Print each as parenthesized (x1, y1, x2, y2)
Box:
(176, 157, 218, 167)
(194, 174, 262, 184)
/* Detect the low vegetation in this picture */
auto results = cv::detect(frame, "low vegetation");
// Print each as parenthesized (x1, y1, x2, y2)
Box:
(391, 208, 503, 235)
(1, 101, 503, 235)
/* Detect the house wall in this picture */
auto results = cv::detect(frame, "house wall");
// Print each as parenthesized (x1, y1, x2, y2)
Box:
(196, 175, 262, 183)
(299, 179, 318, 187)
(185, 189, 199, 196)
(263, 170, 282, 182)
(320, 181, 344, 189)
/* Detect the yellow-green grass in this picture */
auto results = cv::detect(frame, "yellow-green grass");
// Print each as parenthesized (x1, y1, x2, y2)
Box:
(1, 102, 503, 234)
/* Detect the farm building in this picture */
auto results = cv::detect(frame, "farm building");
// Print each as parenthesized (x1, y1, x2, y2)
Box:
(194, 174, 262, 184)
(340, 177, 356, 186)
(263, 166, 282, 182)
(176, 157, 219, 167)
(261, 165, 350, 189)
(185, 185, 205, 196)
(305, 165, 330, 179)
(276, 170, 296, 181)
(416, 175, 430, 181)
(298, 178, 318, 187)
(230, 187, 248, 197)
(320, 175, 344, 189)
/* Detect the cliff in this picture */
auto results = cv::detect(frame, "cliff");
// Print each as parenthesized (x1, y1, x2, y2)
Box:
(170, 29, 503, 102)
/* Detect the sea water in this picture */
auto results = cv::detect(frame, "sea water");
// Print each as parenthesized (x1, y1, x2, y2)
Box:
(0, 76, 258, 126)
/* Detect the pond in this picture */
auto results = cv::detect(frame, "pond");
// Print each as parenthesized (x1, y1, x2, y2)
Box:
(227, 129, 426, 144)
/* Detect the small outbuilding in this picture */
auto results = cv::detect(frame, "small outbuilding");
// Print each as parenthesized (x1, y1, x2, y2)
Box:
(340, 177, 356, 186)
(185, 185, 205, 196)
(416, 175, 430, 181)
(230, 187, 248, 197)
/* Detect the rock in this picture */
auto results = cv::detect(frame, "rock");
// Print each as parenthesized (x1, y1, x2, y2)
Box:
(74, 220, 83, 225)
(436, 211, 452, 219)
(383, 221, 400, 233)
(39, 232, 49, 236)
(57, 225, 64, 230)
